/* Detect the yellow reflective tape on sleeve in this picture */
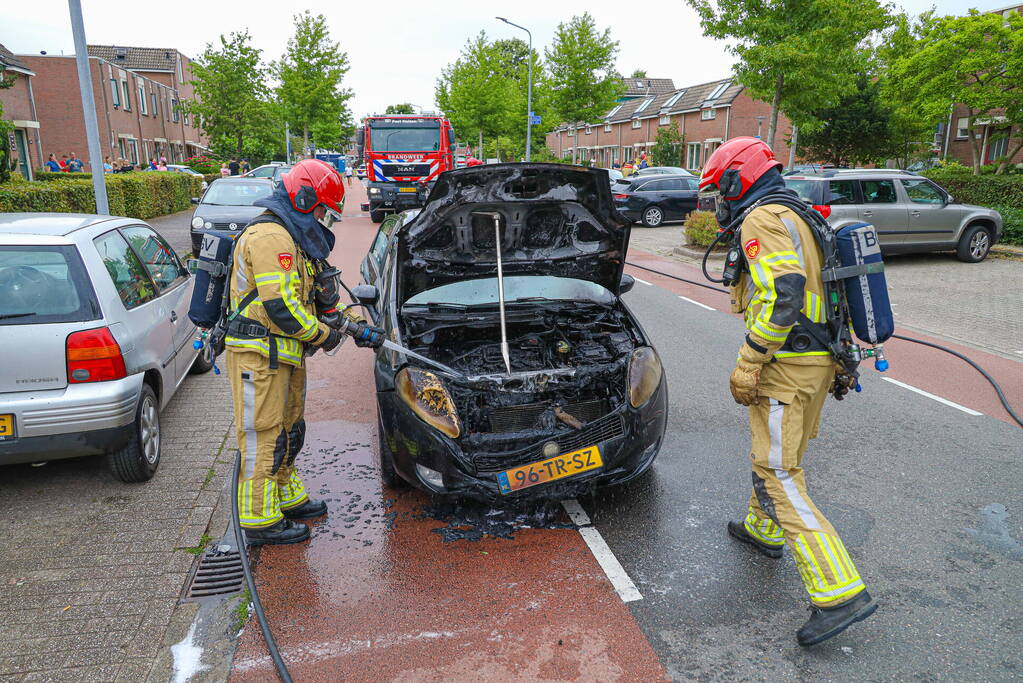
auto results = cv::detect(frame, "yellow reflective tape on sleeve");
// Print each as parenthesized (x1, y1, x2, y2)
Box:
(752, 320, 790, 342)
(773, 350, 832, 358)
(281, 272, 319, 341)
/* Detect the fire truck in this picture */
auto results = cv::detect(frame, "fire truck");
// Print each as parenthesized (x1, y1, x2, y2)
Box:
(357, 114, 456, 222)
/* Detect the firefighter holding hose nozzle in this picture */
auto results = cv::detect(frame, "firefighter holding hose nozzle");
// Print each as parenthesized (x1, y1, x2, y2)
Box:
(699, 138, 877, 646)
(224, 159, 384, 546)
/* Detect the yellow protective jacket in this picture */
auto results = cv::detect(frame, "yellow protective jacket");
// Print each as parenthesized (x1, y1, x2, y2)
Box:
(729, 204, 833, 366)
(224, 217, 330, 367)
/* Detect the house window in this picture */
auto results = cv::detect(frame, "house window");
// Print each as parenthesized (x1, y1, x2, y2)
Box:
(988, 129, 1010, 161)
(171, 98, 179, 123)
(631, 119, 641, 129)
(701, 108, 716, 120)
(121, 81, 131, 111)
(567, 128, 574, 137)
(118, 139, 126, 159)
(956, 118, 969, 139)
(659, 115, 671, 126)
(687, 142, 701, 170)
(706, 81, 730, 101)
(662, 90, 686, 109)
(585, 126, 592, 135)
(151, 93, 158, 117)
(138, 86, 148, 115)
(604, 123, 612, 133)
(635, 96, 655, 113)
(109, 79, 120, 107)
(605, 104, 624, 119)
(127, 139, 138, 164)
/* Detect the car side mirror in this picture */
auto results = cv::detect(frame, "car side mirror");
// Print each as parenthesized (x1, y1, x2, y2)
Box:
(190, 197, 200, 204)
(945, 194, 954, 204)
(619, 273, 636, 295)
(351, 284, 379, 306)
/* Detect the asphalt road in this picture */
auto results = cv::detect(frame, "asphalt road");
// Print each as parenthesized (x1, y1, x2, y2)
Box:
(231, 182, 1023, 681)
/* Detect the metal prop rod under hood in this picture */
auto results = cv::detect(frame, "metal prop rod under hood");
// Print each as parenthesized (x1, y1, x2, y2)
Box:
(475, 211, 512, 374)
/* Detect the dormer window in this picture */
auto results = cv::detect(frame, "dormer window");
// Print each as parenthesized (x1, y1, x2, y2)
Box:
(634, 96, 655, 113)
(661, 90, 686, 110)
(706, 81, 730, 102)
(585, 125, 592, 135)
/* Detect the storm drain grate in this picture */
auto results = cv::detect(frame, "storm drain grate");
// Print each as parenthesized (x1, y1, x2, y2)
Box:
(184, 547, 245, 600)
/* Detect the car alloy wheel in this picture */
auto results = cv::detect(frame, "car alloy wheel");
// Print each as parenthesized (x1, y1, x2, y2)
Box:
(969, 230, 989, 260)
(642, 206, 663, 227)
(140, 393, 160, 465)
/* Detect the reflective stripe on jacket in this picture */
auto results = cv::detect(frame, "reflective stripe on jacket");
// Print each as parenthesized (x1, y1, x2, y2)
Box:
(225, 218, 329, 366)
(730, 204, 832, 365)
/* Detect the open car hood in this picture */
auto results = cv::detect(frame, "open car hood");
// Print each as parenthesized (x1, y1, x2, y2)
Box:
(396, 163, 630, 304)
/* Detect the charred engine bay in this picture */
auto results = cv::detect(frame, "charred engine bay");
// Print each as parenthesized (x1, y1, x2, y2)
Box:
(403, 303, 636, 441)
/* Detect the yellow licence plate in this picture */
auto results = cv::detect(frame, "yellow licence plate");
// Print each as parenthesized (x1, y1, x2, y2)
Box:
(398, 187, 418, 193)
(498, 445, 602, 495)
(0, 414, 15, 441)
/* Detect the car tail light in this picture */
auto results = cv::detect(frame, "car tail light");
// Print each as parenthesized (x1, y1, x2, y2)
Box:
(813, 204, 832, 219)
(67, 327, 127, 383)
(613, 193, 629, 200)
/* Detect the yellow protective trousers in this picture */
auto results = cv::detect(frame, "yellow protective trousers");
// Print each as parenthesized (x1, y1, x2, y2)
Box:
(228, 349, 310, 528)
(743, 362, 867, 607)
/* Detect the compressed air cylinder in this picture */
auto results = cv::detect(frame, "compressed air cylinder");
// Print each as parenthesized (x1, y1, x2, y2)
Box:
(187, 229, 237, 328)
(835, 223, 894, 345)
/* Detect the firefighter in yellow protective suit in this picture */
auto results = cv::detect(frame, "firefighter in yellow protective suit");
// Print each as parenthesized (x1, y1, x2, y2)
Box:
(225, 159, 384, 546)
(699, 138, 877, 646)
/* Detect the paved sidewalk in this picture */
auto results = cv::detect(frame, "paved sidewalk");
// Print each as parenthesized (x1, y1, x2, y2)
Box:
(0, 371, 233, 682)
(148, 208, 194, 258)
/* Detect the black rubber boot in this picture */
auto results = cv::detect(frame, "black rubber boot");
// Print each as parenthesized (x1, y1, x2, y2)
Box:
(797, 590, 877, 646)
(727, 520, 783, 559)
(282, 499, 328, 520)
(243, 519, 311, 546)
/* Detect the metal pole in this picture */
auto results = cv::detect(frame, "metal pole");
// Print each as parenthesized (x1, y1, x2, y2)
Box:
(788, 125, 799, 171)
(68, 0, 108, 214)
(498, 18, 532, 162)
(285, 121, 292, 164)
(487, 212, 511, 374)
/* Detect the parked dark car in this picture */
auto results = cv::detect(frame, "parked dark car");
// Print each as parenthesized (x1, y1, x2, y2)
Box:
(189, 178, 274, 255)
(613, 174, 700, 227)
(243, 163, 292, 183)
(633, 166, 695, 178)
(357, 164, 667, 501)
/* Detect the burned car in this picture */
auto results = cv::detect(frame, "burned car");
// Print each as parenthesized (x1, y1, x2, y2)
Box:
(357, 163, 667, 500)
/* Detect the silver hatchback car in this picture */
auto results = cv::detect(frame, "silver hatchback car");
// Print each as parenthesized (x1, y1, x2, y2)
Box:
(783, 169, 1003, 262)
(0, 214, 211, 481)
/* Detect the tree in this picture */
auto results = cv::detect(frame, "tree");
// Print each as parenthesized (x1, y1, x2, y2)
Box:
(650, 124, 685, 167)
(186, 31, 272, 159)
(886, 10, 1023, 174)
(798, 77, 896, 167)
(545, 13, 624, 128)
(275, 11, 353, 154)
(630, 69, 648, 79)
(686, 0, 893, 151)
(0, 70, 17, 183)
(384, 103, 415, 114)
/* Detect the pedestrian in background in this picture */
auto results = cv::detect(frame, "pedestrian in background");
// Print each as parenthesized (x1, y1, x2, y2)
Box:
(229, 158, 240, 176)
(103, 156, 113, 173)
(45, 154, 61, 172)
(148, 158, 158, 170)
(156, 159, 167, 171)
(67, 153, 84, 173)
(220, 162, 230, 178)
(240, 158, 251, 174)
(344, 164, 353, 187)
(59, 155, 70, 172)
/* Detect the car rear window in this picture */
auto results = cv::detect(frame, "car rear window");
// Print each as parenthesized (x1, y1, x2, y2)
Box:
(783, 179, 821, 204)
(0, 245, 100, 326)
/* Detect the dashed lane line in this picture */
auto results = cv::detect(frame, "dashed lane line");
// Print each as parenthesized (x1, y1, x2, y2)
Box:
(561, 499, 643, 603)
(881, 377, 983, 416)
(634, 277, 652, 286)
(678, 295, 716, 311)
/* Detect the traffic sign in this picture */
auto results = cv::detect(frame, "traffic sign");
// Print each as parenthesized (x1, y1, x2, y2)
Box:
(529, 115, 541, 126)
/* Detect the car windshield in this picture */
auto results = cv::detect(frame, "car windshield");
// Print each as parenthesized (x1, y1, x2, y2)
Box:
(371, 126, 441, 152)
(201, 181, 272, 206)
(783, 179, 819, 203)
(0, 245, 99, 325)
(404, 276, 615, 308)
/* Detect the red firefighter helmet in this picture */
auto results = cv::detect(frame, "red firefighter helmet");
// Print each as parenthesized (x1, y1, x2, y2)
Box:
(282, 159, 345, 227)
(699, 137, 782, 201)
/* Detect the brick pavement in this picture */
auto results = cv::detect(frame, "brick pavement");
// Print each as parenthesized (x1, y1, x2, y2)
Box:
(147, 208, 194, 259)
(0, 370, 233, 682)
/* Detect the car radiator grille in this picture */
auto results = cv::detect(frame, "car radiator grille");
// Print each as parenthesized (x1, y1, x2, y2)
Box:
(212, 222, 243, 230)
(487, 398, 609, 433)
(472, 413, 626, 473)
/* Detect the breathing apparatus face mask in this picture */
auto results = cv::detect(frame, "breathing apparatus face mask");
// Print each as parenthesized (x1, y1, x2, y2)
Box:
(316, 206, 343, 230)
(701, 168, 745, 231)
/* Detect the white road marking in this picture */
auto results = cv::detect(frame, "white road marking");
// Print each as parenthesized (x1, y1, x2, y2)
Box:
(881, 377, 983, 416)
(634, 277, 652, 286)
(561, 499, 642, 603)
(678, 295, 716, 311)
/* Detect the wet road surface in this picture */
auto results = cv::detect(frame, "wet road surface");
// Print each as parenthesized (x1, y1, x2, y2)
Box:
(231, 182, 1023, 681)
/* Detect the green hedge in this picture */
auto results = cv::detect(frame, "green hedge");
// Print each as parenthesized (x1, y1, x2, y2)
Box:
(0, 172, 202, 218)
(993, 206, 1023, 245)
(683, 210, 721, 247)
(922, 168, 1023, 208)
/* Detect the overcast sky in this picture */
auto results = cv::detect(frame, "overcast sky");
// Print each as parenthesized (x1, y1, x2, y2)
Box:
(1, 0, 1009, 123)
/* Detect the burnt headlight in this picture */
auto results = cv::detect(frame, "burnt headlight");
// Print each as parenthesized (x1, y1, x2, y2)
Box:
(628, 347, 663, 408)
(396, 367, 461, 438)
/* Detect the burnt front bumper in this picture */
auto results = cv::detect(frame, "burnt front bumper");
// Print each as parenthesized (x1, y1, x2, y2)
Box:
(377, 376, 667, 501)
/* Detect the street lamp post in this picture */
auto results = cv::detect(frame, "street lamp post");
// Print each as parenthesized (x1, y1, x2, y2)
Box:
(755, 115, 766, 140)
(497, 17, 532, 162)
(68, 0, 108, 214)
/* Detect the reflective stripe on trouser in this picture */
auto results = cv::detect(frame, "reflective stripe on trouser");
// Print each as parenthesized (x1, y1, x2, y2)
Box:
(277, 362, 309, 511)
(745, 362, 867, 607)
(228, 350, 310, 528)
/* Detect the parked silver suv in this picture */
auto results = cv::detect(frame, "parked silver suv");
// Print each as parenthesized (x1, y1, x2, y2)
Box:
(0, 214, 211, 481)
(783, 169, 1003, 262)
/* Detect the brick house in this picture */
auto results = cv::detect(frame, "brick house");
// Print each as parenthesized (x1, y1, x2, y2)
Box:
(19, 46, 206, 172)
(0, 43, 42, 179)
(545, 77, 793, 172)
(941, 4, 1023, 167)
